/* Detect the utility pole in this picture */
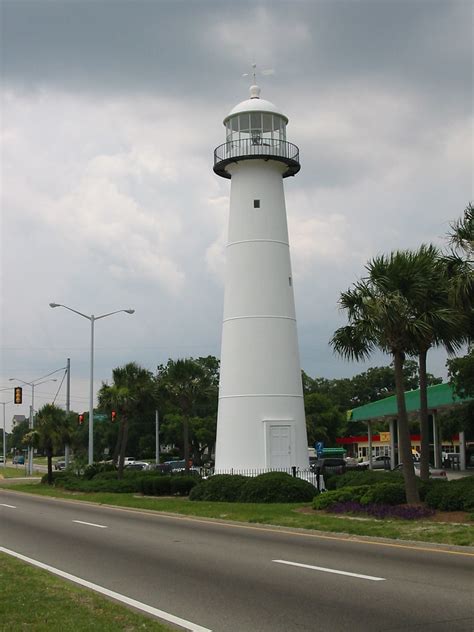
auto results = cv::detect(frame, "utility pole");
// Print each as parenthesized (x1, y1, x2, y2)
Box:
(65, 358, 71, 467)
(155, 410, 159, 465)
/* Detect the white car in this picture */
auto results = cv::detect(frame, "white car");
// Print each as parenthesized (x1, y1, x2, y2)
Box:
(358, 455, 391, 470)
(124, 461, 149, 471)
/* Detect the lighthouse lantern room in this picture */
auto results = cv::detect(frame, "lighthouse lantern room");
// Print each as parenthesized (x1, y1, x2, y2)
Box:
(213, 82, 309, 472)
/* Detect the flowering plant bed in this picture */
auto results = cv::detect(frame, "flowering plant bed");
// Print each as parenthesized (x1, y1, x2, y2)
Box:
(328, 501, 434, 520)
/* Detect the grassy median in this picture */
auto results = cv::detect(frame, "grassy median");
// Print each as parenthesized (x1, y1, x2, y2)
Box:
(0, 466, 41, 478)
(0, 553, 172, 631)
(3, 482, 473, 547)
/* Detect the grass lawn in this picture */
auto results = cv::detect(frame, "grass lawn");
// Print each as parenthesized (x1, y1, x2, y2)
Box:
(0, 553, 172, 631)
(0, 466, 41, 478)
(3, 482, 473, 547)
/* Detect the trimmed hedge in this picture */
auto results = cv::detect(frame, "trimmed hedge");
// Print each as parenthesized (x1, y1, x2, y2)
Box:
(313, 482, 406, 510)
(45, 471, 198, 496)
(313, 485, 371, 510)
(425, 477, 474, 512)
(359, 482, 406, 506)
(239, 472, 316, 503)
(83, 462, 116, 480)
(325, 469, 403, 490)
(189, 474, 248, 502)
(190, 472, 315, 503)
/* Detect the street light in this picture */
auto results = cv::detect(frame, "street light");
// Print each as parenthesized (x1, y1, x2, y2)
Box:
(8, 377, 58, 474)
(49, 303, 135, 465)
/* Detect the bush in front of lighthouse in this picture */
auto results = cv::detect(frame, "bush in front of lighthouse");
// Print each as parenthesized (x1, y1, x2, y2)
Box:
(190, 472, 316, 503)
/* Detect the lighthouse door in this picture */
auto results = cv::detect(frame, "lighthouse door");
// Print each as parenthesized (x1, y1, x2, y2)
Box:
(269, 425, 292, 469)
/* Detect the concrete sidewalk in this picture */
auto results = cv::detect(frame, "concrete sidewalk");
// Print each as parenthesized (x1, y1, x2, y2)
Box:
(445, 469, 474, 481)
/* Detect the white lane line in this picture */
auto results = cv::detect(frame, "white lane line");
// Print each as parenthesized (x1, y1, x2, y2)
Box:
(73, 520, 108, 529)
(0, 547, 212, 632)
(273, 559, 386, 582)
(0, 503, 17, 509)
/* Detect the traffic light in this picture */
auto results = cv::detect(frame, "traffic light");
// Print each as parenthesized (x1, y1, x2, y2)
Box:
(14, 387, 23, 404)
(111, 410, 117, 422)
(78, 414, 84, 425)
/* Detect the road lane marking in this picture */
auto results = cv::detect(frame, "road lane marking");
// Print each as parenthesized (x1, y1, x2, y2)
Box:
(3, 488, 474, 558)
(73, 520, 108, 529)
(273, 559, 386, 581)
(0, 547, 212, 632)
(0, 503, 16, 508)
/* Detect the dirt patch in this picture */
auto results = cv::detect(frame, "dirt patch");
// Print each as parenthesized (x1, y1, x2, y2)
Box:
(295, 505, 472, 524)
(427, 511, 472, 524)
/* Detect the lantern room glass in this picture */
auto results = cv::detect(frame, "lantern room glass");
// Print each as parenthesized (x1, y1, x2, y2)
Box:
(225, 113, 287, 145)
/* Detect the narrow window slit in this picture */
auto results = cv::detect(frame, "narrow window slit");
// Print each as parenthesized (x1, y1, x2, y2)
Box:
(253, 199, 260, 208)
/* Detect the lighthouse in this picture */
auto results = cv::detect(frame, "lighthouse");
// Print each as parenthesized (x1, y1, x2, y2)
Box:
(213, 81, 309, 472)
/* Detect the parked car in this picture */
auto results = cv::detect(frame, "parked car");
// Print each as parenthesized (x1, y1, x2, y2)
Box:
(393, 463, 447, 479)
(358, 455, 391, 470)
(0, 456, 5, 464)
(12, 456, 25, 465)
(124, 461, 149, 471)
(54, 460, 66, 470)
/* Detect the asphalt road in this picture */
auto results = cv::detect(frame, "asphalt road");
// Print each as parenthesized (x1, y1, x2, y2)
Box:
(1, 489, 473, 632)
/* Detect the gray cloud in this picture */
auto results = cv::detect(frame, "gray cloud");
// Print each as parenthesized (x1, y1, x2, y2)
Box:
(1, 0, 472, 422)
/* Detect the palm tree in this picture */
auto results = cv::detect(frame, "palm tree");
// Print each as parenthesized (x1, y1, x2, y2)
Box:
(98, 362, 154, 478)
(331, 270, 424, 504)
(23, 403, 68, 484)
(156, 359, 212, 472)
(369, 245, 467, 480)
(449, 203, 473, 259)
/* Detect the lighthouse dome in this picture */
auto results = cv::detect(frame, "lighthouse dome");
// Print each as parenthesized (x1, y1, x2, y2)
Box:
(214, 83, 300, 180)
(224, 84, 288, 125)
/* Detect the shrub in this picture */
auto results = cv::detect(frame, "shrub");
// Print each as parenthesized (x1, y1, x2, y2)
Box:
(425, 479, 474, 512)
(170, 475, 199, 496)
(189, 475, 247, 502)
(359, 482, 406, 506)
(41, 471, 70, 485)
(312, 486, 371, 510)
(141, 476, 172, 496)
(238, 472, 315, 503)
(83, 462, 116, 480)
(326, 469, 402, 490)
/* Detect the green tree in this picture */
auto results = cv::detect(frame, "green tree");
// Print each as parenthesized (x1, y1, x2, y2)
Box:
(23, 404, 69, 484)
(156, 358, 216, 471)
(369, 245, 466, 480)
(449, 202, 473, 258)
(98, 362, 155, 477)
(331, 267, 423, 503)
(304, 392, 345, 446)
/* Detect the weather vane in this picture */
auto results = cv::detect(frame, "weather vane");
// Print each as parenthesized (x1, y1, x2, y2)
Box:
(242, 63, 275, 84)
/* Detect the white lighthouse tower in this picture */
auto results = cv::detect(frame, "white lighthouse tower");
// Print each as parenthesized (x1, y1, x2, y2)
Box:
(213, 81, 309, 472)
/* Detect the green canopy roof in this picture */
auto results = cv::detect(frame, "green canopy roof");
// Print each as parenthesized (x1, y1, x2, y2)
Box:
(347, 382, 472, 422)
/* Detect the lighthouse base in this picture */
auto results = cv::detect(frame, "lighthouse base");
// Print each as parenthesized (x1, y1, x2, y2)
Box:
(214, 395, 309, 471)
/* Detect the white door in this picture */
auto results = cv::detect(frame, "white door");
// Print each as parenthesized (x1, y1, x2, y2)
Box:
(269, 425, 291, 469)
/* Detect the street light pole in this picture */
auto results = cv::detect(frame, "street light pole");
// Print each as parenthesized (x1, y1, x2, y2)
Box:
(89, 316, 95, 467)
(49, 303, 135, 465)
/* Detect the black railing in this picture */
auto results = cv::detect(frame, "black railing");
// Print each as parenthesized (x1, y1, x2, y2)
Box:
(213, 139, 300, 179)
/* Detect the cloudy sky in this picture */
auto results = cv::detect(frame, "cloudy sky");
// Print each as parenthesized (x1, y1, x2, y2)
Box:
(1, 0, 472, 428)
